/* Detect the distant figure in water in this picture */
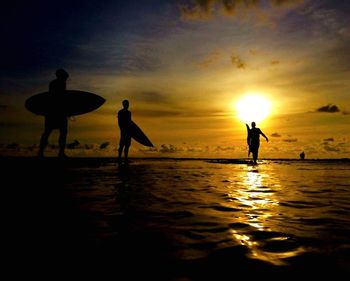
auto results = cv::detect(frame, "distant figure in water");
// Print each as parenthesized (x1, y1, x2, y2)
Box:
(38, 69, 69, 158)
(246, 122, 269, 164)
(300, 151, 305, 160)
(117, 100, 132, 165)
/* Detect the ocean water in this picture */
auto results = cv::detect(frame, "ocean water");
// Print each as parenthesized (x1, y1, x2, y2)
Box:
(3, 158, 350, 278)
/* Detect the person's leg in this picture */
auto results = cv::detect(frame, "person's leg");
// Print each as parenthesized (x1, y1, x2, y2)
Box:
(118, 144, 124, 162)
(253, 151, 258, 164)
(124, 136, 131, 163)
(118, 133, 126, 163)
(124, 145, 129, 163)
(38, 121, 52, 157)
(58, 118, 68, 157)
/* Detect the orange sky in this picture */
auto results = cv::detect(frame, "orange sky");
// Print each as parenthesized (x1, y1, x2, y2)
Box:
(1, 0, 349, 158)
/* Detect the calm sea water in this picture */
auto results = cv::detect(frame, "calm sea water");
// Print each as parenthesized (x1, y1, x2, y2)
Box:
(4, 158, 350, 278)
(61, 159, 350, 273)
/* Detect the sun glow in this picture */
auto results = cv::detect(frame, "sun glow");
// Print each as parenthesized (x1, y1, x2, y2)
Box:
(235, 94, 272, 123)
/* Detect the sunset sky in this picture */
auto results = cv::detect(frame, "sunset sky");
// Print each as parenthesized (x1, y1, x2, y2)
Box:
(1, 0, 349, 158)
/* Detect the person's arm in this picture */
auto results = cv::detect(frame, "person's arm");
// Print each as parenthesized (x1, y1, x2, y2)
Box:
(260, 130, 268, 142)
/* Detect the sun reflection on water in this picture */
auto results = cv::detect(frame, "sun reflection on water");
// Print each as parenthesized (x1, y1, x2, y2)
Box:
(227, 165, 304, 265)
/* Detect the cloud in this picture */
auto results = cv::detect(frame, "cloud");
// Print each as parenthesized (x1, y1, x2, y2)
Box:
(271, 132, 281, 137)
(316, 104, 340, 113)
(323, 138, 334, 142)
(198, 50, 222, 68)
(323, 144, 340, 152)
(99, 142, 110, 149)
(214, 146, 235, 151)
(270, 60, 280, 65)
(179, 0, 305, 20)
(326, 39, 350, 72)
(67, 140, 80, 149)
(6, 142, 19, 149)
(134, 109, 182, 118)
(159, 144, 183, 153)
(231, 52, 246, 69)
(137, 91, 172, 104)
(283, 138, 298, 142)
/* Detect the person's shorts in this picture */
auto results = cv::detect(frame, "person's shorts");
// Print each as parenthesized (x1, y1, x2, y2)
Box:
(119, 131, 131, 146)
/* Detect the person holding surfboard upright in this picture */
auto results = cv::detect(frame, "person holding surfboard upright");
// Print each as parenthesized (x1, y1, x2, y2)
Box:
(246, 122, 268, 164)
(117, 100, 132, 164)
(38, 69, 69, 158)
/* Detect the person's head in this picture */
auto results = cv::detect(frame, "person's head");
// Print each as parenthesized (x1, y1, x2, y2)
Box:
(55, 69, 69, 80)
(251, 122, 256, 128)
(122, 100, 129, 109)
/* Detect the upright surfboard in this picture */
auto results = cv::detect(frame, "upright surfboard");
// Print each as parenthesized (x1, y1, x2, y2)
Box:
(25, 90, 105, 116)
(130, 121, 154, 147)
(246, 123, 252, 157)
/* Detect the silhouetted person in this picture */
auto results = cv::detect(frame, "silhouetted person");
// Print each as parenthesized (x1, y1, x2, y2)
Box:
(300, 151, 305, 160)
(38, 69, 69, 158)
(246, 122, 268, 164)
(118, 100, 132, 164)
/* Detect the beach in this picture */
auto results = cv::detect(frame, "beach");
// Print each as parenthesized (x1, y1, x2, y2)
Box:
(3, 157, 350, 279)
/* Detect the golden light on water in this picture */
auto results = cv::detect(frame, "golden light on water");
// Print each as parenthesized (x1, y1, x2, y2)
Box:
(228, 166, 305, 265)
(235, 94, 272, 123)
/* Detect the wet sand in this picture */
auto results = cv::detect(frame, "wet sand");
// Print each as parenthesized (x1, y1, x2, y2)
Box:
(2, 157, 350, 279)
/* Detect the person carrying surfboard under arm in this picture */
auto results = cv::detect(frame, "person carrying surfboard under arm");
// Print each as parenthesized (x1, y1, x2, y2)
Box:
(246, 122, 268, 164)
(38, 69, 69, 158)
(117, 100, 132, 165)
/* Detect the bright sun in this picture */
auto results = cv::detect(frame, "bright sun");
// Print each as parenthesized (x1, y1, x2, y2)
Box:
(235, 94, 272, 123)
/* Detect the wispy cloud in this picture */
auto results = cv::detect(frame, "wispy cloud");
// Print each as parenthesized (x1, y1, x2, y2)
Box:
(137, 91, 173, 104)
(283, 138, 298, 142)
(198, 50, 222, 68)
(134, 109, 182, 118)
(179, 0, 305, 20)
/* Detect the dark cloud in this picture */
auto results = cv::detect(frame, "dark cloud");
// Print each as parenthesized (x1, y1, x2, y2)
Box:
(271, 133, 281, 137)
(231, 53, 246, 69)
(67, 140, 80, 149)
(84, 144, 99, 150)
(179, 0, 304, 20)
(6, 142, 19, 149)
(283, 138, 298, 142)
(99, 142, 110, 149)
(316, 104, 340, 113)
(323, 138, 334, 142)
(270, 0, 303, 6)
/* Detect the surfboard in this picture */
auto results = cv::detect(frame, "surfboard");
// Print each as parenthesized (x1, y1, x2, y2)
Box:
(130, 121, 153, 147)
(25, 90, 105, 116)
(246, 123, 252, 157)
